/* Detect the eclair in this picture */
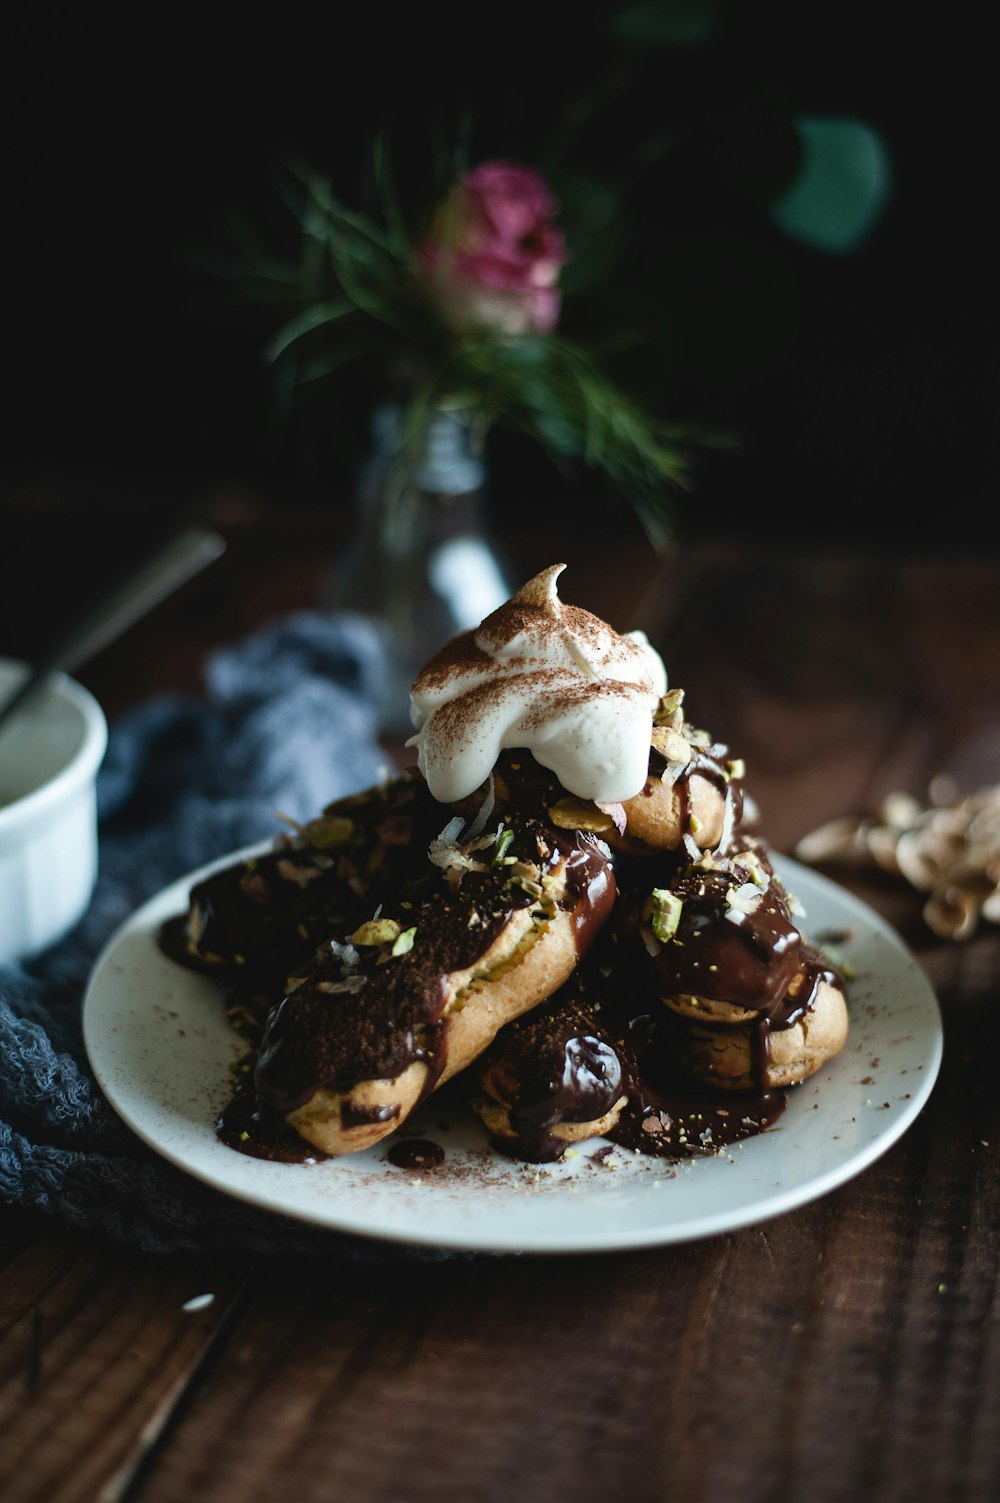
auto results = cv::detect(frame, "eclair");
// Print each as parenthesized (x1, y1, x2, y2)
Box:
(253, 815, 616, 1155)
(678, 966, 848, 1091)
(638, 847, 848, 1089)
(473, 975, 629, 1162)
(613, 693, 745, 856)
(471, 939, 809, 1161)
(160, 770, 443, 1009)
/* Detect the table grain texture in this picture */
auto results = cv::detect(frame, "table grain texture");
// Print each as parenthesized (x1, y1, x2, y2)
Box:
(1, 503, 997, 1503)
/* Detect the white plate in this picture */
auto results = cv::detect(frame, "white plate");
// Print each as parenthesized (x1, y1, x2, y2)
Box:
(83, 851, 942, 1255)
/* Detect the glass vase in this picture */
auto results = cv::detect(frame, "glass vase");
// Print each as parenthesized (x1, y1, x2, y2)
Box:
(328, 404, 511, 736)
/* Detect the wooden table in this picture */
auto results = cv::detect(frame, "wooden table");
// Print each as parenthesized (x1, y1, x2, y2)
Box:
(2, 502, 998, 1503)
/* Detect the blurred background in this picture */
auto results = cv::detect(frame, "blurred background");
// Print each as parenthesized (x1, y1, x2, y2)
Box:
(2, 0, 995, 616)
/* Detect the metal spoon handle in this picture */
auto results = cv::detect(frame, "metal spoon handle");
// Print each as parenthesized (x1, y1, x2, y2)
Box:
(0, 525, 226, 737)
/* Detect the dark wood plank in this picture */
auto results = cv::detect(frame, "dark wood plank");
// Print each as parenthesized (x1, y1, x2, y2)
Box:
(0, 1230, 246, 1503)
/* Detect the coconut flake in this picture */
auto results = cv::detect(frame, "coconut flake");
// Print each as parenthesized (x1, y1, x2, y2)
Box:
(725, 882, 763, 918)
(660, 760, 683, 789)
(595, 800, 627, 834)
(463, 774, 496, 841)
(427, 816, 489, 878)
(330, 938, 361, 969)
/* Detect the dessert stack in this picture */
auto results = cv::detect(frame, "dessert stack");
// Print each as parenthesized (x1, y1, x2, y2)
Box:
(160, 565, 848, 1165)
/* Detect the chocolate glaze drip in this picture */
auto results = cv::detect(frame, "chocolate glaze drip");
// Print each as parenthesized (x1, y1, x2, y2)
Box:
(252, 818, 615, 1123)
(650, 733, 745, 850)
(647, 865, 802, 1017)
(481, 982, 625, 1162)
(340, 1101, 400, 1130)
(563, 834, 617, 947)
(155, 771, 446, 1007)
(474, 745, 843, 1158)
(160, 721, 845, 1168)
(478, 958, 787, 1164)
(216, 1058, 329, 1164)
(745, 941, 842, 1084)
(608, 1009, 786, 1158)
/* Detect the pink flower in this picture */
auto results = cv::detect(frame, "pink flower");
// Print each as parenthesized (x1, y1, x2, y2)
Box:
(421, 160, 567, 336)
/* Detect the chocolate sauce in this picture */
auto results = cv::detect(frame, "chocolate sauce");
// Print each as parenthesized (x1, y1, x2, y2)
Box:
(216, 1060, 329, 1164)
(647, 865, 802, 1016)
(608, 1011, 786, 1158)
(157, 914, 198, 972)
(745, 942, 843, 1084)
(660, 736, 745, 849)
(479, 975, 787, 1164)
(160, 734, 841, 1171)
(386, 1139, 445, 1170)
(340, 1100, 401, 1130)
(154, 770, 446, 1001)
(483, 985, 625, 1162)
(253, 817, 616, 1122)
(609, 1072, 786, 1158)
(562, 833, 618, 952)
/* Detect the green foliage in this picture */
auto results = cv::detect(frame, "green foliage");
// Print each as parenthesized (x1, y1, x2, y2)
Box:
(212, 157, 710, 550)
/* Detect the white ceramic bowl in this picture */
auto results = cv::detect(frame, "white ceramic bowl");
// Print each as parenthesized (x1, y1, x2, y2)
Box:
(0, 659, 108, 965)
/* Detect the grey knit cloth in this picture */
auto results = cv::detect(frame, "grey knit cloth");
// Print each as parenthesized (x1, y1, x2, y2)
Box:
(0, 610, 441, 1262)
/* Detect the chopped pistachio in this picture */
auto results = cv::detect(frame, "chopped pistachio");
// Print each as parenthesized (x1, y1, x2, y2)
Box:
(391, 926, 417, 956)
(650, 887, 683, 942)
(653, 688, 685, 728)
(492, 826, 515, 865)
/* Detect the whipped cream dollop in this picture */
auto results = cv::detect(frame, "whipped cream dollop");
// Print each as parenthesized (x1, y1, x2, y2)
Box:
(408, 563, 668, 804)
